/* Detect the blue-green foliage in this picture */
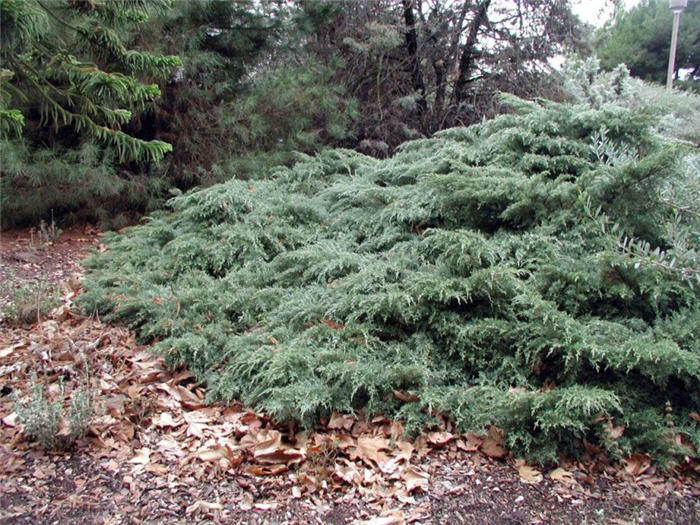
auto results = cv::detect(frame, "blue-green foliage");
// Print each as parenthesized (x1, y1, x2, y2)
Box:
(81, 96, 699, 463)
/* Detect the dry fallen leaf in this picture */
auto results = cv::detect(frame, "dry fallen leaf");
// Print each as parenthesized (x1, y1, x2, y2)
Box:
(183, 410, 212, 437)
(0, 343, 25, 359)
(40, 320, 59, 339)
(125, 384, 142, 399)
(247, 464, 288, 476)
(393, 390, 419, 403)
(481, 426, 507, 459)
(390, 420, 404, 442)
(33, 465, 55, 479)
(605, 422, 625, 440)
(328, 412, 355, 431)
(101, 460, 120, 473)
(402, 465, 430, 493)
(186, 500, 223, 514)
(145, 463, 168, 476)
(103, 396, 125, 417)
(334, 458, 362, 485)
(360, 511, 405, 525)
(176, 385, 207, 410)
(458, 432, 483, 452)
(114, 421, 135, 442)
(238, 492, 254, 511)
(624, 453, 652, 477)
(252, 429, 305, 465)
(515, 460, 542, 484)
(156, 435, 186, 459)
(426, 431, 454, 447)
(196, 446, 228, 462)
(350, 436, 395, 473)
(152, 412, 179, 428)
(549, 467, 576, 485)
(2, 412, 18, 427)
(394, 440, 414, 462)
(253, 501, 277, 511)
(322, 318, 344, 330)
(129, 447, 151, 465)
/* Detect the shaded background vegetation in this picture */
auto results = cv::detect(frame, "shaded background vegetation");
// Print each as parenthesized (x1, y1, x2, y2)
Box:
(3, 0, 698, 230)
(594, 0, 700, 87)
(2, 0, 591, 228)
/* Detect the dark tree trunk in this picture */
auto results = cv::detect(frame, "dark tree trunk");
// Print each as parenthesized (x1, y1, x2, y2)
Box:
(433, 0, 471, 129)
(402, 0, 427, 120)
(433, 58, 446, 126)
(453, 0, 491, 104)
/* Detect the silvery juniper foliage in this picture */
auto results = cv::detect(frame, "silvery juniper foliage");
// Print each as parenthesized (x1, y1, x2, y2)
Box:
(81, 96, 699, 464)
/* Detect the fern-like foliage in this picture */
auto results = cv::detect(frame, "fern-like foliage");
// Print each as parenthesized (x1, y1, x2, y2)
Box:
(81, 96, 699, 464)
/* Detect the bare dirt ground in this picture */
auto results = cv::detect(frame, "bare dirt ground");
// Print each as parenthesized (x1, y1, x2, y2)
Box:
(1, 227, 698, 524)
(0, 224, 99, 308)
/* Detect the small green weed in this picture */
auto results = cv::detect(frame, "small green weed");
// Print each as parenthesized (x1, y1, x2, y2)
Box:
(0, 277, 61, 325)
(13, 372, 96, 451)
(25, 212, 62, 250)
(37, 214, 62, 247)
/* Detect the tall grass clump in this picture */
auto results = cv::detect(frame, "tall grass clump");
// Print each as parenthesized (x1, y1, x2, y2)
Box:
(80, 95, 699, 463)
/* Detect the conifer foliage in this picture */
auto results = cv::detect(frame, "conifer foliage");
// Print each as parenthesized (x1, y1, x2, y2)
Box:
(81, 97, 699, 463)
(130, 0, 280, 186)
(0, 0, 180, 161)
(0, 0, 182, 228)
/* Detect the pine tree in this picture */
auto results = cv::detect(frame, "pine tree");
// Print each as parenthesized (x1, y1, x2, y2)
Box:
(0, 0, 181, 162)
(124, 0, 278, 186)
(129, 0, 356, 186)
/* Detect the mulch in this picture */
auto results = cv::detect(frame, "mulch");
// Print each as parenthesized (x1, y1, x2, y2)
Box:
(1, 226, 698, 524)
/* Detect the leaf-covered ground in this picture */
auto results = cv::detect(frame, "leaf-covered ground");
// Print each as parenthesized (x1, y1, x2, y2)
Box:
(0, 229, 698, 523)
(80, 97, 699, 463)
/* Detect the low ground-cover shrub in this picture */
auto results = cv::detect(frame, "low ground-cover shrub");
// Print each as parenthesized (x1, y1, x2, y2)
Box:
(564, 57, 700, 145)
(80, 96, 699, 463)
